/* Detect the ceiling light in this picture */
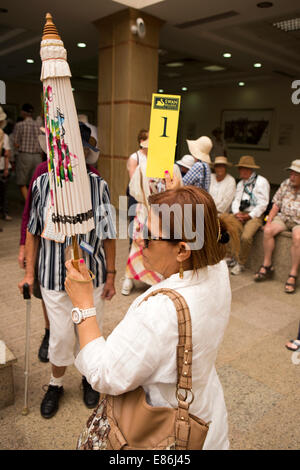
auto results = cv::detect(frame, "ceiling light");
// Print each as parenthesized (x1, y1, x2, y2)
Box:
(238, 82, 245, 87)
(257, 2, 273, 7)
(26, 59, 34, 64)
(72, 88, 75, 92)
(112, 1, 165, 8)
(77, 42, 86, 48)
(223, 52, 232, 58)
(203, 65, 226, 72)
(181, 87, 188, 91)
(273, 18, 300, 32)
(158, 89, 164, 93)
(165, 62, 184, 68)
(254, 62, 262, 68)
(81, 75, 97, 80)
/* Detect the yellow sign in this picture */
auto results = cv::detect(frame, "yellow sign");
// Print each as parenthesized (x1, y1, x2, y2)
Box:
(146, 93, 181, 179)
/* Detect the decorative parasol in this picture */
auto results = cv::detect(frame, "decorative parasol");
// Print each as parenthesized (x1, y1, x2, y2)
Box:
(40, 13, 95, 254)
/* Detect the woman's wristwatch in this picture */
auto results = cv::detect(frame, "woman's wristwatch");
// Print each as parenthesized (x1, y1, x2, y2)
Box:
(71, 307, 96, 325)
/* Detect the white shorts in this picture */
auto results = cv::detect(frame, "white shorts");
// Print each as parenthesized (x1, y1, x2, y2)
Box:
(40, 285, 105, 367)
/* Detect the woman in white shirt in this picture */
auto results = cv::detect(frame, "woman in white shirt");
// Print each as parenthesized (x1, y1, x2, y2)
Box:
(65, 186, 240, 450)
(209, 156, 236, 213)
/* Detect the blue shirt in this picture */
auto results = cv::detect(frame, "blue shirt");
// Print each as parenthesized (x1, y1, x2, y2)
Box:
(182, 161, 211, 191)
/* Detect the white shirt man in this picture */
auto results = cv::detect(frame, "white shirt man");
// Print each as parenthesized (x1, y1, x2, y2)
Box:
(229, 156, 270, 275)
(209, 157, 236, 213)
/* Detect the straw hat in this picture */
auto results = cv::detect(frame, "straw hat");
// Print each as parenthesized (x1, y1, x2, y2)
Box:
(285, 159, 300, 174)
(186, 136, 212, 164)
(0, 106, 7, 128)
(176, 154, 195, 170)
(212, 156, 232, 167)
(235, 155, 260, 169)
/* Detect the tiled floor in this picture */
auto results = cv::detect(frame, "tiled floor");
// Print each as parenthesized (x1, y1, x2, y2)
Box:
(0, 214, 299, 450)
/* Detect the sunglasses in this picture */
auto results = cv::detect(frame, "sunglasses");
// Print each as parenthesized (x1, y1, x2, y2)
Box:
(142, 223, 179, 249)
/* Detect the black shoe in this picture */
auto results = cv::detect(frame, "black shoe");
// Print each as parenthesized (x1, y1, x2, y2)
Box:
(82, 377, 99, 409)
(40, 385, 64, 419)
(38, 328, 49, 363)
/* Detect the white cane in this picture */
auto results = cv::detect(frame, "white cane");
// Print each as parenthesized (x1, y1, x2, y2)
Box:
(22, 283, 31, 416)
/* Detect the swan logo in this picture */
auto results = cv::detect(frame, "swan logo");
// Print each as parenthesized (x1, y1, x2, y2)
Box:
(0, 80, 5, 104)
(154, 96, 179, 111)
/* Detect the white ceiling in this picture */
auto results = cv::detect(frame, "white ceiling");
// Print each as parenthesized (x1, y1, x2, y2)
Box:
(0, 0, 299, 93)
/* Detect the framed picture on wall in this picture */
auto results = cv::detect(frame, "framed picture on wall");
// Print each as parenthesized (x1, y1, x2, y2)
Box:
(221, 109, 273, 150)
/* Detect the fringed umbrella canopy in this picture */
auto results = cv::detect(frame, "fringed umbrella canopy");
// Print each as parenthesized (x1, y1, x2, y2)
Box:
(40, 13, 95, 237)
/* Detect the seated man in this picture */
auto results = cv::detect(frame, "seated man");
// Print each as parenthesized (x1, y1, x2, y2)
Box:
(209, 156, 236, 213)
(254, 160, 300, 293)
(228, 155, 270, 275)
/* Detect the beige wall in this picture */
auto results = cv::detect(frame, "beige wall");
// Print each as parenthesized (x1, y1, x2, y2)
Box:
(178, 79, 300, 185)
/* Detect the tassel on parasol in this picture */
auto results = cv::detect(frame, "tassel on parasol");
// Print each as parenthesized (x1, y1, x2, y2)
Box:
(40, 13, 95, 252)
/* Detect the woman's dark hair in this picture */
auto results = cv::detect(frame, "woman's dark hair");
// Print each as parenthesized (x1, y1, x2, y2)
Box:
(148, 186, 240, 270)
(137, 129, 148, 144)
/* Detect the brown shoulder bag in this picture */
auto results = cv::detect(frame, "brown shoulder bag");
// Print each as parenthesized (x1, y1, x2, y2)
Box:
(77, 288, 210, 450)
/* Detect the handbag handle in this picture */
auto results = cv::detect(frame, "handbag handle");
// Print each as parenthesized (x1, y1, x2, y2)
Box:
(140, 288, 193, 392)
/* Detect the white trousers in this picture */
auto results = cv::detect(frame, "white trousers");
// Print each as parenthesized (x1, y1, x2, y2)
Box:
(40, 285, 105, 367)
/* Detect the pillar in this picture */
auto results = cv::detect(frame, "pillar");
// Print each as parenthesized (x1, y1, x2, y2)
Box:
(94, 8, 163, 207)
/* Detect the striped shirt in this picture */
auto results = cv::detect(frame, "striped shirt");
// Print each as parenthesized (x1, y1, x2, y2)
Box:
(182, 161, 211, 191)
(28, 171, 116, 291)
(14, 118, 41, 153)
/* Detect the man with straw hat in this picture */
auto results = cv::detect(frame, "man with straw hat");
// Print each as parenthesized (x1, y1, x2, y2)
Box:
(209, 156, 236, 213)
(182, 136, 212, 191)
(228, 155, 270, 275)
(254, 159, 300, 293)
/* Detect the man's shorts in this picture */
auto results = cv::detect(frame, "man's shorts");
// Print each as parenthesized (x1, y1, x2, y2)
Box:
(16, 152, 42, 186)
(272, 216, 300, 232)
(40, 285, 105, 367)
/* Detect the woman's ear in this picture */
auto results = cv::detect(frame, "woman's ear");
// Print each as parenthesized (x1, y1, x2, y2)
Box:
(176, 242, 191, 262)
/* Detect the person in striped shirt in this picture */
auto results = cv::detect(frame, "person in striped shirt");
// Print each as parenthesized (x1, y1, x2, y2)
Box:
(18, 123, 116, 419)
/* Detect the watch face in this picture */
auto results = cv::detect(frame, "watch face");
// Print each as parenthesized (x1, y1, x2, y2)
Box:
(72, 309, 81, 324)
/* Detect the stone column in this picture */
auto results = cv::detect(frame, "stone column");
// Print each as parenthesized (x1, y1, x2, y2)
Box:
(94, 9, 163, 207)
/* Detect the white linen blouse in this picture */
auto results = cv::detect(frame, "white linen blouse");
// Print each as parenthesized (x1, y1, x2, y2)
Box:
(75, 260, 231, 450)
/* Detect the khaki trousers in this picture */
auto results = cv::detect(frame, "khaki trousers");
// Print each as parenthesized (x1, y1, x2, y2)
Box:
(228, 214, 263, 265)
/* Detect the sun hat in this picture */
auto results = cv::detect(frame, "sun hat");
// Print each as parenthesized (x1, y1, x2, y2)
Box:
(176, 154, 195, 170)
(186, 136, 212, 164)
(285, 159, 300, 174)
(235, 155, 260, 169)
(212, 156, 232, 167)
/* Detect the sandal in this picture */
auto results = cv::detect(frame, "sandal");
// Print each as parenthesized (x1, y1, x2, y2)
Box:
(254, 265, 274, 282)
(285, 274, 297, 294)
(285, 339, 300, 351)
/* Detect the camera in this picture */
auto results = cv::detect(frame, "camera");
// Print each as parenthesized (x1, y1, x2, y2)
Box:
(239, 199, 251, 212)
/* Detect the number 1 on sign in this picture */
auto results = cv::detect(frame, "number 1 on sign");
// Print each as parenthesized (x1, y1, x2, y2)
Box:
(160, 117, 168, 138)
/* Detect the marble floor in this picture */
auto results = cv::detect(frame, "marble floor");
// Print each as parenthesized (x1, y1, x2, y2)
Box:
(0, 213, 299, 450)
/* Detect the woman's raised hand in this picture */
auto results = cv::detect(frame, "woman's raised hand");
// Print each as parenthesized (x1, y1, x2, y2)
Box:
(65, 259, 95, 310)
(164, 171, 181, 190)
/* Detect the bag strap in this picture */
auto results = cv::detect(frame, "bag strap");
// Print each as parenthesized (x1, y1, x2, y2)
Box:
(140, 288, 193, 391)
(140, 288, 196, 450)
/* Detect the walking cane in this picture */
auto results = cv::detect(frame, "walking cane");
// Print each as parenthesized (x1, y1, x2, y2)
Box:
(22, 283, 31, 416)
